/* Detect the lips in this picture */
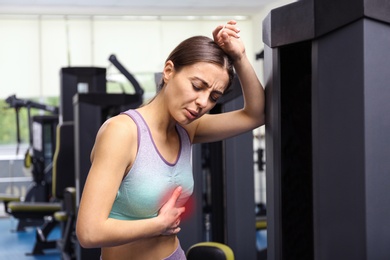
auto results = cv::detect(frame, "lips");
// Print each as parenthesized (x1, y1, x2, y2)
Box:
(186, 109, 199, 120)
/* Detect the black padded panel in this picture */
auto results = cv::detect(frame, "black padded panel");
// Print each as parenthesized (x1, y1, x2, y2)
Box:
(187, 246, 227, 260)
(263, 0, 390, 48)
(60, 67, 106, 122)
(52, 122, 75, 199)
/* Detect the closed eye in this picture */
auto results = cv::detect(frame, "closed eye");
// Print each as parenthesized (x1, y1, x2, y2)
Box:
(192, 83, 202, 91)
(210, 93, 222, 102)
(193, 84, 221, 102)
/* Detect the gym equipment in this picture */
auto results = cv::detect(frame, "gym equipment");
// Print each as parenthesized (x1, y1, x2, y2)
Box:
(186, 242, 235, 260)
(55, 187, 77, 260)
(4, 94, 58, 156)
(0, 194, 20, 215)
(263, 0, 390, 259)
(51, 122, 77, 260)
(28, 115, 59, 201)
(1, 95, 59, 230)
(256, 216, 267, 260)
(73, 92, 142, 260)
(60, 55, 143, 124)
(3, 95, 59, 199)
(7, 122, 75, 255)
(60, 67, 106, 122)
(108, 54, 144, 98)
(71, 56, 144, 260)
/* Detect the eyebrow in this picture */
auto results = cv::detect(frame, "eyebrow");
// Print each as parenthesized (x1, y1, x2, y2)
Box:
(192, 76, 224, 95)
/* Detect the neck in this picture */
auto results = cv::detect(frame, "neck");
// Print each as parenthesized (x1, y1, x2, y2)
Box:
(138, 94, 177, 134)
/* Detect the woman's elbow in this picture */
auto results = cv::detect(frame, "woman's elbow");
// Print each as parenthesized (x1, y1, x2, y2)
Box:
(76, 221, 101, 248)
(243, 107, 265, 129)
(256, 114, 265, 128)
(248, 112, 265, 129)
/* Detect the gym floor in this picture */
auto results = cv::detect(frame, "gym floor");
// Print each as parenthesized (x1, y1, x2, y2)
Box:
(0, 213, 61, 259)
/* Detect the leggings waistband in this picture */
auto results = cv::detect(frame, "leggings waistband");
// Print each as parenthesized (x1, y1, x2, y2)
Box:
(163, 241, 186, 260)
(100, 241, 186, 260)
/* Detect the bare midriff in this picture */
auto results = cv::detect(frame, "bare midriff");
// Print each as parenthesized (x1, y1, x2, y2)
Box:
(101, 235, 178, 260)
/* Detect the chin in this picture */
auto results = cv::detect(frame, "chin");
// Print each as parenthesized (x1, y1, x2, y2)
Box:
(178, 117, 196, 126)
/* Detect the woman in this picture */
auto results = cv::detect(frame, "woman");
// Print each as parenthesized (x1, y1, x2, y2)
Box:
(76, 20, 265, 260)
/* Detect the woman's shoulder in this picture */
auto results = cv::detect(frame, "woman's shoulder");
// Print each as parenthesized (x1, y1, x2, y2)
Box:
(90, 113, 138, 164)
(96, 113, 138, 144)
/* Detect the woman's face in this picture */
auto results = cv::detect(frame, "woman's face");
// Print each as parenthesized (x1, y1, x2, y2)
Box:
(163, 61, 229, 125)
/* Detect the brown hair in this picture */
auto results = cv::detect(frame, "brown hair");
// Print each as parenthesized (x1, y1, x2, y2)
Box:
(157, 35, 234, 91)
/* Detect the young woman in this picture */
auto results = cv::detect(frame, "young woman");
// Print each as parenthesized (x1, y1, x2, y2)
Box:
(76, 20, 265, 260)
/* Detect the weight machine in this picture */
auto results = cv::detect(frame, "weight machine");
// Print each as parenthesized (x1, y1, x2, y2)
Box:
(5, 95, 59, 203)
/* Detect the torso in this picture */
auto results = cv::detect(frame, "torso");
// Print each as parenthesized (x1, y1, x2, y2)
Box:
(103, 109, 192, 259)
(108, 109, 194, 221)
(101, 235, 178, 260)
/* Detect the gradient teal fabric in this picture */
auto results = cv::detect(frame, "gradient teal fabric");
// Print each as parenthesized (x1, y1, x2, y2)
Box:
(109, 110, 194, 220)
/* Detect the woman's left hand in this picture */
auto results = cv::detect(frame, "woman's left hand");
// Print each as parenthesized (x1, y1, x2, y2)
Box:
(157, 186, 186, 236)
(212, 20, 245, 62)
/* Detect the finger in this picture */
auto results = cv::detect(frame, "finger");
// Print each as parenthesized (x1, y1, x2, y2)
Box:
(178, 206, 185, 214)
(217, 20, 237, 32)
(218, 29, 240, 46)
(212, 25, 224, 39)
(175, 218, 181, 227)
(223, 25, 240, 34)
(213, 23, 237, 37)
(226, 20, 237, 25)
(216, 31, 232, 47)
(167, 186, 182, 205)
(172, 227, 181, 234)
(221, 20, 240, 32)
(162, 226, 181, 236)
(173, 206, 185, 220)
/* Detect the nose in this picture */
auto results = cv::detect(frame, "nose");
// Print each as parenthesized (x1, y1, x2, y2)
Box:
(195, 93, 208, 108)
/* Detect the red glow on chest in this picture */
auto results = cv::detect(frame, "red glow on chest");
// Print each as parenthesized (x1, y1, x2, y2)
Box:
(180, 195, 195, 222)
(159, 187, 196, 223)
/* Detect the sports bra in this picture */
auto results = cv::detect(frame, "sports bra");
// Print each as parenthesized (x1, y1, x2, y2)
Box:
(108, 109, 194, 220)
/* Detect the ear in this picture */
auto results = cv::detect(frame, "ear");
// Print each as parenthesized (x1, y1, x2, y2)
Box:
(162, 60, 175, 84)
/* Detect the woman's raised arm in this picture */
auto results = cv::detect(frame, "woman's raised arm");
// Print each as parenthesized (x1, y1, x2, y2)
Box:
(192, 20, 265, 144)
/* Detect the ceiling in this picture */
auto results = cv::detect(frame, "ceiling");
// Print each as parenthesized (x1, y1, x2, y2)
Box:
(0, 0, 287, 16)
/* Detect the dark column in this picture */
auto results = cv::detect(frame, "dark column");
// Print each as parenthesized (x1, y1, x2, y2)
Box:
(73, 93, 141, 260)
(263, 0, 390, 259)
(60, 67, 106, 122)
(224, 96, 257, 260)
